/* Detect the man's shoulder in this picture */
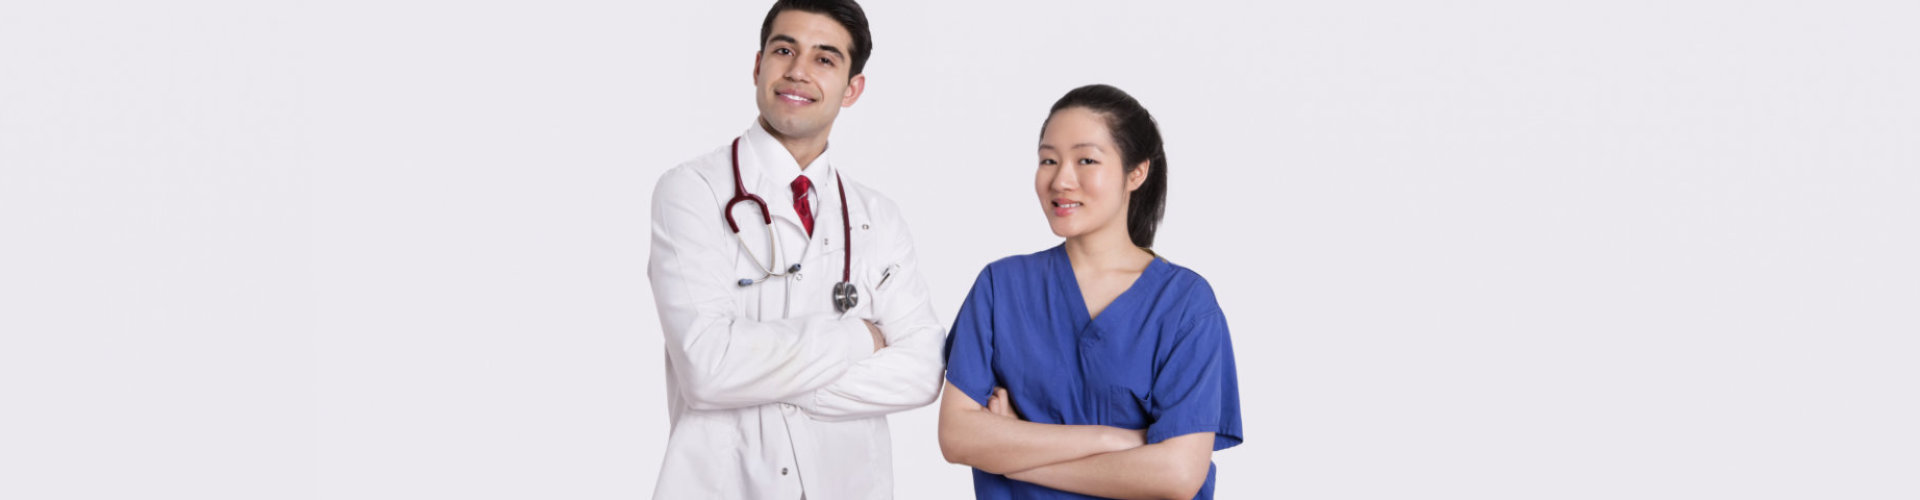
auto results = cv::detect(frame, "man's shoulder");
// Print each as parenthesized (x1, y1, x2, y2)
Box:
(841, 176, 901, 212)
(652, 144, 733, 204)
(836, 173, 919, 235)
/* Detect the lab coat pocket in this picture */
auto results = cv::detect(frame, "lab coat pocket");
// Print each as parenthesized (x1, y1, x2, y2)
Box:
(852, 262, 899, 320)
(1101, 385, 1152, 430)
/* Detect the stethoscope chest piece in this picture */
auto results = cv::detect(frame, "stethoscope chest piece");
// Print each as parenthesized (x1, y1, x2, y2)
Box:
(832, 281, 859, 312)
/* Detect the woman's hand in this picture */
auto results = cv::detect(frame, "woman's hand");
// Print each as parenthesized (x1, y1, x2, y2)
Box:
(987, 387, 1018, 419)
(940, 382, 1153, 476)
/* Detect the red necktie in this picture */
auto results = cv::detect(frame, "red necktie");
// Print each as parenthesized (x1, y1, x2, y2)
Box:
(790, 175, 815, 237)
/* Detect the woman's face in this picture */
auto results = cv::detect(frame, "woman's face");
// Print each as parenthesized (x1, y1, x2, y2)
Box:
(1036, 107, 1147, 242)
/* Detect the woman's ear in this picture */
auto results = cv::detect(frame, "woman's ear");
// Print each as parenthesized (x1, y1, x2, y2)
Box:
(1126, 160, 1150, 191)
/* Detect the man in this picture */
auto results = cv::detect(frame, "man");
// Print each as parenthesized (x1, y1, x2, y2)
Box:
(647, 1, 945, 498)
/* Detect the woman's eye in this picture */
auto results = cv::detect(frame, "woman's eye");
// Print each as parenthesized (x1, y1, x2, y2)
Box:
(1077, 158, 1098, 165)
(1040, 159, 1057, 166)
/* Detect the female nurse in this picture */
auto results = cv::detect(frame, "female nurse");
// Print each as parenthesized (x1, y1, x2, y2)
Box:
(938, 84, 1244, 500)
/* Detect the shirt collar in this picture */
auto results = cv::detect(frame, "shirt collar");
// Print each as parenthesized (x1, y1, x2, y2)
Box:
(741, 120, 834, 193)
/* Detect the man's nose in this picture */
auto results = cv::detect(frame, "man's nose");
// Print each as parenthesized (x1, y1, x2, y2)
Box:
(782, 60, 810, 82)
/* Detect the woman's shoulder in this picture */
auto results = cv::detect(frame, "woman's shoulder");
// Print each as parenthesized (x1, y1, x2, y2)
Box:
(976, 245, 1064, 277)
(1150, 256, 1224, 314)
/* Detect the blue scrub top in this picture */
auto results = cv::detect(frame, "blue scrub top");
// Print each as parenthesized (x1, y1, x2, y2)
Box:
(944, 245, 1244, 500)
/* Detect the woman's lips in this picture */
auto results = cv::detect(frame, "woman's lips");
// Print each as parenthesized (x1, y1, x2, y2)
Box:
(1051, 200, 1081, 217)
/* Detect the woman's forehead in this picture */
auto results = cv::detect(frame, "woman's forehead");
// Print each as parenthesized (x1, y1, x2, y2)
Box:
(1040, 109, 1116, 151)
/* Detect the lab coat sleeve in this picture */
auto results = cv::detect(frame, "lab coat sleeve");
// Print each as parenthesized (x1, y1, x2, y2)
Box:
(783, 195, 949, 421)
(649, 166, 875, 411)
(1145, 280, 1245, 451)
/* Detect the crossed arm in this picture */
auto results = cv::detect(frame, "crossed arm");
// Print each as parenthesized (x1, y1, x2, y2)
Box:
(937, 382, 1215, 500)
(648, 169, 940, 416)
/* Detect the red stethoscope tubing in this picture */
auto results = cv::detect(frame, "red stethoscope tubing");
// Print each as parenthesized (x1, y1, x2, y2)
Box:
(723, 137, 853, 286)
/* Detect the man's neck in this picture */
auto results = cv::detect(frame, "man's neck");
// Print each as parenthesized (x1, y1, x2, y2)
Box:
(760, 118, 831, 170)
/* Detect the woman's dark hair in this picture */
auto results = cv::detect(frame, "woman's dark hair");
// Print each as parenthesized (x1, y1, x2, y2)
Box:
(1043, 84, 1168, 249)
(759, 0, 873, 77)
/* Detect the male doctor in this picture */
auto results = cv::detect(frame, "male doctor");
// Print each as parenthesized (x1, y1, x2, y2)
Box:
(647, 1, 945, 498)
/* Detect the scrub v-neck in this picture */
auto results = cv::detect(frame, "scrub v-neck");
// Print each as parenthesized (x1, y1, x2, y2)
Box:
(1051, 245, 1167, 341)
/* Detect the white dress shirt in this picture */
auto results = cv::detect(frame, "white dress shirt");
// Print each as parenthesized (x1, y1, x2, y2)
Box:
(647, 121, 947, 499)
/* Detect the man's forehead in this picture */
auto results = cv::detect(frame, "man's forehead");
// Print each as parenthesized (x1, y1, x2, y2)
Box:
(766, 10, 852, 47)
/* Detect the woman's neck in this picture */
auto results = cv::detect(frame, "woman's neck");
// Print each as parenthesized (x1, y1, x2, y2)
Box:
(1063, 225, 1153, 274)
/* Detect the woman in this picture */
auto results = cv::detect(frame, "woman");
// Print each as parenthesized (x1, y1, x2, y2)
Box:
(939, 84, 1244, 500)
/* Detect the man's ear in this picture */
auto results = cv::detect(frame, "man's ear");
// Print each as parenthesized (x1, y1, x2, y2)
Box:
(840, 73, 866, 108)
(1127, 160, 1151, 191)
(751, 51, 763, 84)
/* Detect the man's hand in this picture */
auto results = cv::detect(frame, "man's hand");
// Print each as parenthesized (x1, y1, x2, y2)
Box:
(864, 319, 887, 352)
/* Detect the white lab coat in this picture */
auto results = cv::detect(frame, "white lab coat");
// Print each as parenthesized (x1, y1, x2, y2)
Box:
(647, 121, 947, 499)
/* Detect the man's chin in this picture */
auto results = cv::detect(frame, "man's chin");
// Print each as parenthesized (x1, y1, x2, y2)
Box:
(759, 114, 831, 140)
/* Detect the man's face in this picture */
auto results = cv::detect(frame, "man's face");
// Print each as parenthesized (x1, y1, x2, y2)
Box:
(753, 10, 864, 142)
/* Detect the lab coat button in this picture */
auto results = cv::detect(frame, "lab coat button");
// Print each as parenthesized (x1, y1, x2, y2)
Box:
(781, 467, 789, 476)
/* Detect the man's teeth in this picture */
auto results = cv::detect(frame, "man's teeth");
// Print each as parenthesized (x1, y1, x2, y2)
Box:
(780, 93, 813, 102)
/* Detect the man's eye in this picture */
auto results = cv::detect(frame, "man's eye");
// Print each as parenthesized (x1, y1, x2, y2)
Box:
(775, 48, 791, 55)
(818, 57, 833, 65)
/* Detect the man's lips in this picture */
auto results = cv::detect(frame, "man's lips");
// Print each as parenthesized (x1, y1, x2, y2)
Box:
(776, 89, 817, 104)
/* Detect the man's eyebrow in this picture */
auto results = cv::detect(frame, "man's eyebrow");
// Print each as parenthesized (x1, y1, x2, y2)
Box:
(766, 35, 845, 61)
(813, 44, 845, 60)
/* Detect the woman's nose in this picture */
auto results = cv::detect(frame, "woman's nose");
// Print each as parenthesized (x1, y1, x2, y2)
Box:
(1049, 165, 1077, 191)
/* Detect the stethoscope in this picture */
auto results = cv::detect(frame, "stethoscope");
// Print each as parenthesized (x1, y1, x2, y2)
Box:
(723, 137, 859, 313)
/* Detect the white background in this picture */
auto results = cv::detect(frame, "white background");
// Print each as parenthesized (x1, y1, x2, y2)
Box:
(3, 1, 1917, 499)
